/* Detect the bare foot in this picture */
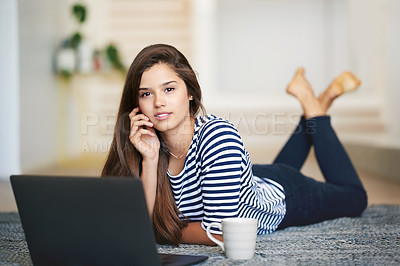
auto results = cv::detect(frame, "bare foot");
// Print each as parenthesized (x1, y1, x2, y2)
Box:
(286, 68, 325, 119)
(286, 68, 315, 99)
(318, 71, 361, 112)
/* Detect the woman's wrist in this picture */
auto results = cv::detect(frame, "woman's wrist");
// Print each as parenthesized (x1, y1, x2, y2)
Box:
(142, 156, 159, 166)
(141, 157, 158, 181)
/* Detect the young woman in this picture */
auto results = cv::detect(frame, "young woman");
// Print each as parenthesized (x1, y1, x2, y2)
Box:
(102, 44, 367, 246)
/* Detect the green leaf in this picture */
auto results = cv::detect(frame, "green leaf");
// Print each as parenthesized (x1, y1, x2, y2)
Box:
(70, 32, 82, 49)
(72, 4, 86, 24)
(106, 44, 126, 73)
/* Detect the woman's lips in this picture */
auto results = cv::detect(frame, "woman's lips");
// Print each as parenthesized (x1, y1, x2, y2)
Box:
(154, 112, 172, 121)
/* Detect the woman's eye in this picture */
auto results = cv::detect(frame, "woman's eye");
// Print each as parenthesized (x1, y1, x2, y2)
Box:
(165, 87, 174, 92)
(140, 92, 151, 97)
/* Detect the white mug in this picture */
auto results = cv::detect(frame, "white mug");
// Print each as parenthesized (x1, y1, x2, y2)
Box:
(206, 218, 258, 260)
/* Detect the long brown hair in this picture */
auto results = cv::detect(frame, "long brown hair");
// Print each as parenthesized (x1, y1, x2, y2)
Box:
(102, 44, 206, 246)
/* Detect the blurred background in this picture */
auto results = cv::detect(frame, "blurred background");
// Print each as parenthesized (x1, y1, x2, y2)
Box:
(1, 0, 399, 210)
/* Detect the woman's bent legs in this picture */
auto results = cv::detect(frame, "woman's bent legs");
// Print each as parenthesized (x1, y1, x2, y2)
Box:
(309, 116, 364, 189)
(253, 163, 367, 229)
(273, 116, 312, 170)
(257, 116, 367, 229)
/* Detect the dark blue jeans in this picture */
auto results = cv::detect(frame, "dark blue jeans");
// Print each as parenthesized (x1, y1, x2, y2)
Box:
(252, 116, 367, 229)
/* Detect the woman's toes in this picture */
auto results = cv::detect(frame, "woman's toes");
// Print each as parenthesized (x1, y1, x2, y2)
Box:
(335, 71, 361, 93)
(286, 68, 314, 98)
(296, 67, 305, 77)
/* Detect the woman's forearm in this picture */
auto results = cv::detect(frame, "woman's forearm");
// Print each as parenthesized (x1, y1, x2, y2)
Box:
(140, 158, 159, 218)
(181, 222, 223, 245)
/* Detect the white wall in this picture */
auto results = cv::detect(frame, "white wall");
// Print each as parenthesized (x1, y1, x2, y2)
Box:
(194, 0, 381, 104)
(217, 0, 329, 95)
(0, 0, 20, 180)
(18, 0, 70, 171)
(192, 0, 399, 148)
(347, 0, 400, 147)
(384, 0, 400, 145)
(0, 0, 69, 179)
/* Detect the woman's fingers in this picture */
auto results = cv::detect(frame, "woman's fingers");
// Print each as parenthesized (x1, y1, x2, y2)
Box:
(129, 107, 149, 120)
(130, 120, 154, 138)
(130, 127, 155, 141)
(128, 107, 140, 119)
(130, 113, 150, 126)
(129, 107, 149, 123)
(128, 107, 160, 158)
(129, 107, 153, 136)
(129, 128, 157, 149)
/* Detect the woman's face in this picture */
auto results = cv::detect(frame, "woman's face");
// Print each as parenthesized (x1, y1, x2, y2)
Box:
(138, 63, 192, 133)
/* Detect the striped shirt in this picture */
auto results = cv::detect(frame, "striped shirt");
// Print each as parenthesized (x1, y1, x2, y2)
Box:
(168, 114, 286, 235)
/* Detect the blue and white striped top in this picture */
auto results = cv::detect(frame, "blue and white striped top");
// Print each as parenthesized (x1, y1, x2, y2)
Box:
(168, 114, 286, 235)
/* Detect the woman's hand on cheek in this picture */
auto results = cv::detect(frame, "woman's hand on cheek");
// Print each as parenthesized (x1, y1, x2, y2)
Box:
(129, 107, 160, 161)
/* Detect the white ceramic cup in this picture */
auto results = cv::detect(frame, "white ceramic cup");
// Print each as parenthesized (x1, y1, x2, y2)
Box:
(206, 218, 258, 260)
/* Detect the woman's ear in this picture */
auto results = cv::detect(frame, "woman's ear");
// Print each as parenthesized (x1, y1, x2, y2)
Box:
(189, 95, 194, 100)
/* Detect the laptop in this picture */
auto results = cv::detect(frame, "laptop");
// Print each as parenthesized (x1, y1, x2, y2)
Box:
(10, 175, 208, 266)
